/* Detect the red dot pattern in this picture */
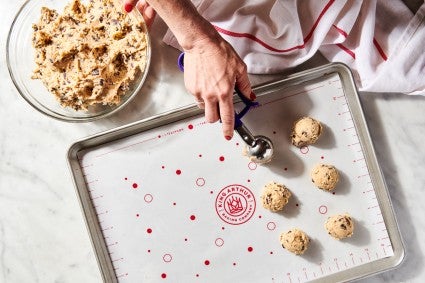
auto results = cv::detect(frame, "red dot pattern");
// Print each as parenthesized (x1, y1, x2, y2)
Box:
(113, 120, 337, 281)
(98, 78, 360, 283)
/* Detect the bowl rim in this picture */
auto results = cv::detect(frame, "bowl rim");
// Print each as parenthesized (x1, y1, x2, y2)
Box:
(6, 0, 152, 123)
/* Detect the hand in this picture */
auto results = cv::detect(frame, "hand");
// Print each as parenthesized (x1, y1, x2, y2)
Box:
(124, 0, 156, 28)
(183, 35, 254, 140)
(124, 0, 254, 140)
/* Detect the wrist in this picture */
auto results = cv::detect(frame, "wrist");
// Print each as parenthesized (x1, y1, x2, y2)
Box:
(175, 17, 220, 52)
(145, 0, 220, 51)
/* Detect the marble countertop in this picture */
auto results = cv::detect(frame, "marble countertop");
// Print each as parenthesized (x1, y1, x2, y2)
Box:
(1, 1, 424, 282)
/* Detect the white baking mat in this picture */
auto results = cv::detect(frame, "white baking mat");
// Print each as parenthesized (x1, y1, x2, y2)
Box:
(77, 73, 393, 282)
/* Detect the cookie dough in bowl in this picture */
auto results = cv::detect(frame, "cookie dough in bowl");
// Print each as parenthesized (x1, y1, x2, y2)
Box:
(311, 163, 339, 191)
(260, 181, 292, 212)
(291, 116, 323, 147)
(280, 228, 310, 255)
(325, 214, 354, 240)
(7, 0, 151, 121)
(32, 0, 148, 110)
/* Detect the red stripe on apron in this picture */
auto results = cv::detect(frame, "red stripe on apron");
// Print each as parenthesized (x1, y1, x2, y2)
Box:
(213, 0, 336, 53)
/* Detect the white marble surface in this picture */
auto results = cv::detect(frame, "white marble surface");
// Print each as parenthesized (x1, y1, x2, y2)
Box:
(1, 0, 424, 282)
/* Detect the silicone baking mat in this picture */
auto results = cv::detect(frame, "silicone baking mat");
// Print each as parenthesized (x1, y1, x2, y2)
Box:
(68, 64, 403, 282)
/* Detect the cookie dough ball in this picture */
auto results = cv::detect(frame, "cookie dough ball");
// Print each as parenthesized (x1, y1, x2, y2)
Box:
(280, 228, 310, 255)
(311, 163, 339, 191)
(260, 182, 292, 212)
(325, 214, 354, 240)
(291, 117, 323, 147)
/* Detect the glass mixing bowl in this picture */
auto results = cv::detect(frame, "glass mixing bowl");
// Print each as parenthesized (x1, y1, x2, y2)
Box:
(7, 0, 151, 122)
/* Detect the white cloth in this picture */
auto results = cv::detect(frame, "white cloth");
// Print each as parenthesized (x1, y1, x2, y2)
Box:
(163, 0, 425, 95)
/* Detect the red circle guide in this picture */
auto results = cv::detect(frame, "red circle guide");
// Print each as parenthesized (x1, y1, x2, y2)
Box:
(215, 184, 256, 225)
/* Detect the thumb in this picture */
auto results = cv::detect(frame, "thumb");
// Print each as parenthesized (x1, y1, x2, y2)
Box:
(235, 71, 255, 101)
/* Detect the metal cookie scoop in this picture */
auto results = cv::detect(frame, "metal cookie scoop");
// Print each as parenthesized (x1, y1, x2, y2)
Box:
(233, 88, 274, 164)
(235, 123, 274, 164)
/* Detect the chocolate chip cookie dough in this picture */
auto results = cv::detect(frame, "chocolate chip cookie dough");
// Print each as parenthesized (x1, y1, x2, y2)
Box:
(31, 0, 148, 110)
(291, 117, 323, 147)
(325, 214, 354, 240)
(260, 181, 292, 212)
(311, 163, 339, 191)
(280, 228, 310, 255)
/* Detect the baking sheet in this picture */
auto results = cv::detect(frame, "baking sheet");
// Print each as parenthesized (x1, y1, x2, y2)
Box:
(68, 63, 404, 282)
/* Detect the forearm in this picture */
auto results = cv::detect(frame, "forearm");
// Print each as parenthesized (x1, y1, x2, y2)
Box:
(145, 0, 219, 50)
(125, 0, 253, 139)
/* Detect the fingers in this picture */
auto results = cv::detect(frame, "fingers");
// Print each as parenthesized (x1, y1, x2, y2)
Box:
(203, 101, 234, 141)
(218, 96, 235, 141)
(203, 89, 234, 140)
(136, 1, 157, 28)
(192, 90, 241, 140)
(194, 96, 205, 109)
(190, 81, 246, 140)
(124, 0, 157, 28)
(203, 97, 220, 123)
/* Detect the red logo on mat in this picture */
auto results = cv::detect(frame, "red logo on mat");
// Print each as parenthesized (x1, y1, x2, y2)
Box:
(215, 184, 256, 225)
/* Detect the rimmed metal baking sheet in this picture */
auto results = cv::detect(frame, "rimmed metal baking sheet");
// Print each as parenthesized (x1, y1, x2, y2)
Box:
(67, 63, 404, 282)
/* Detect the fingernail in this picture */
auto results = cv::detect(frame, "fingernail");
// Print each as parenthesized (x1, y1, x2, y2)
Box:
(124, 3, 134, 13)
(225, 135, 232, 141)
(250, 92, 257, 101)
